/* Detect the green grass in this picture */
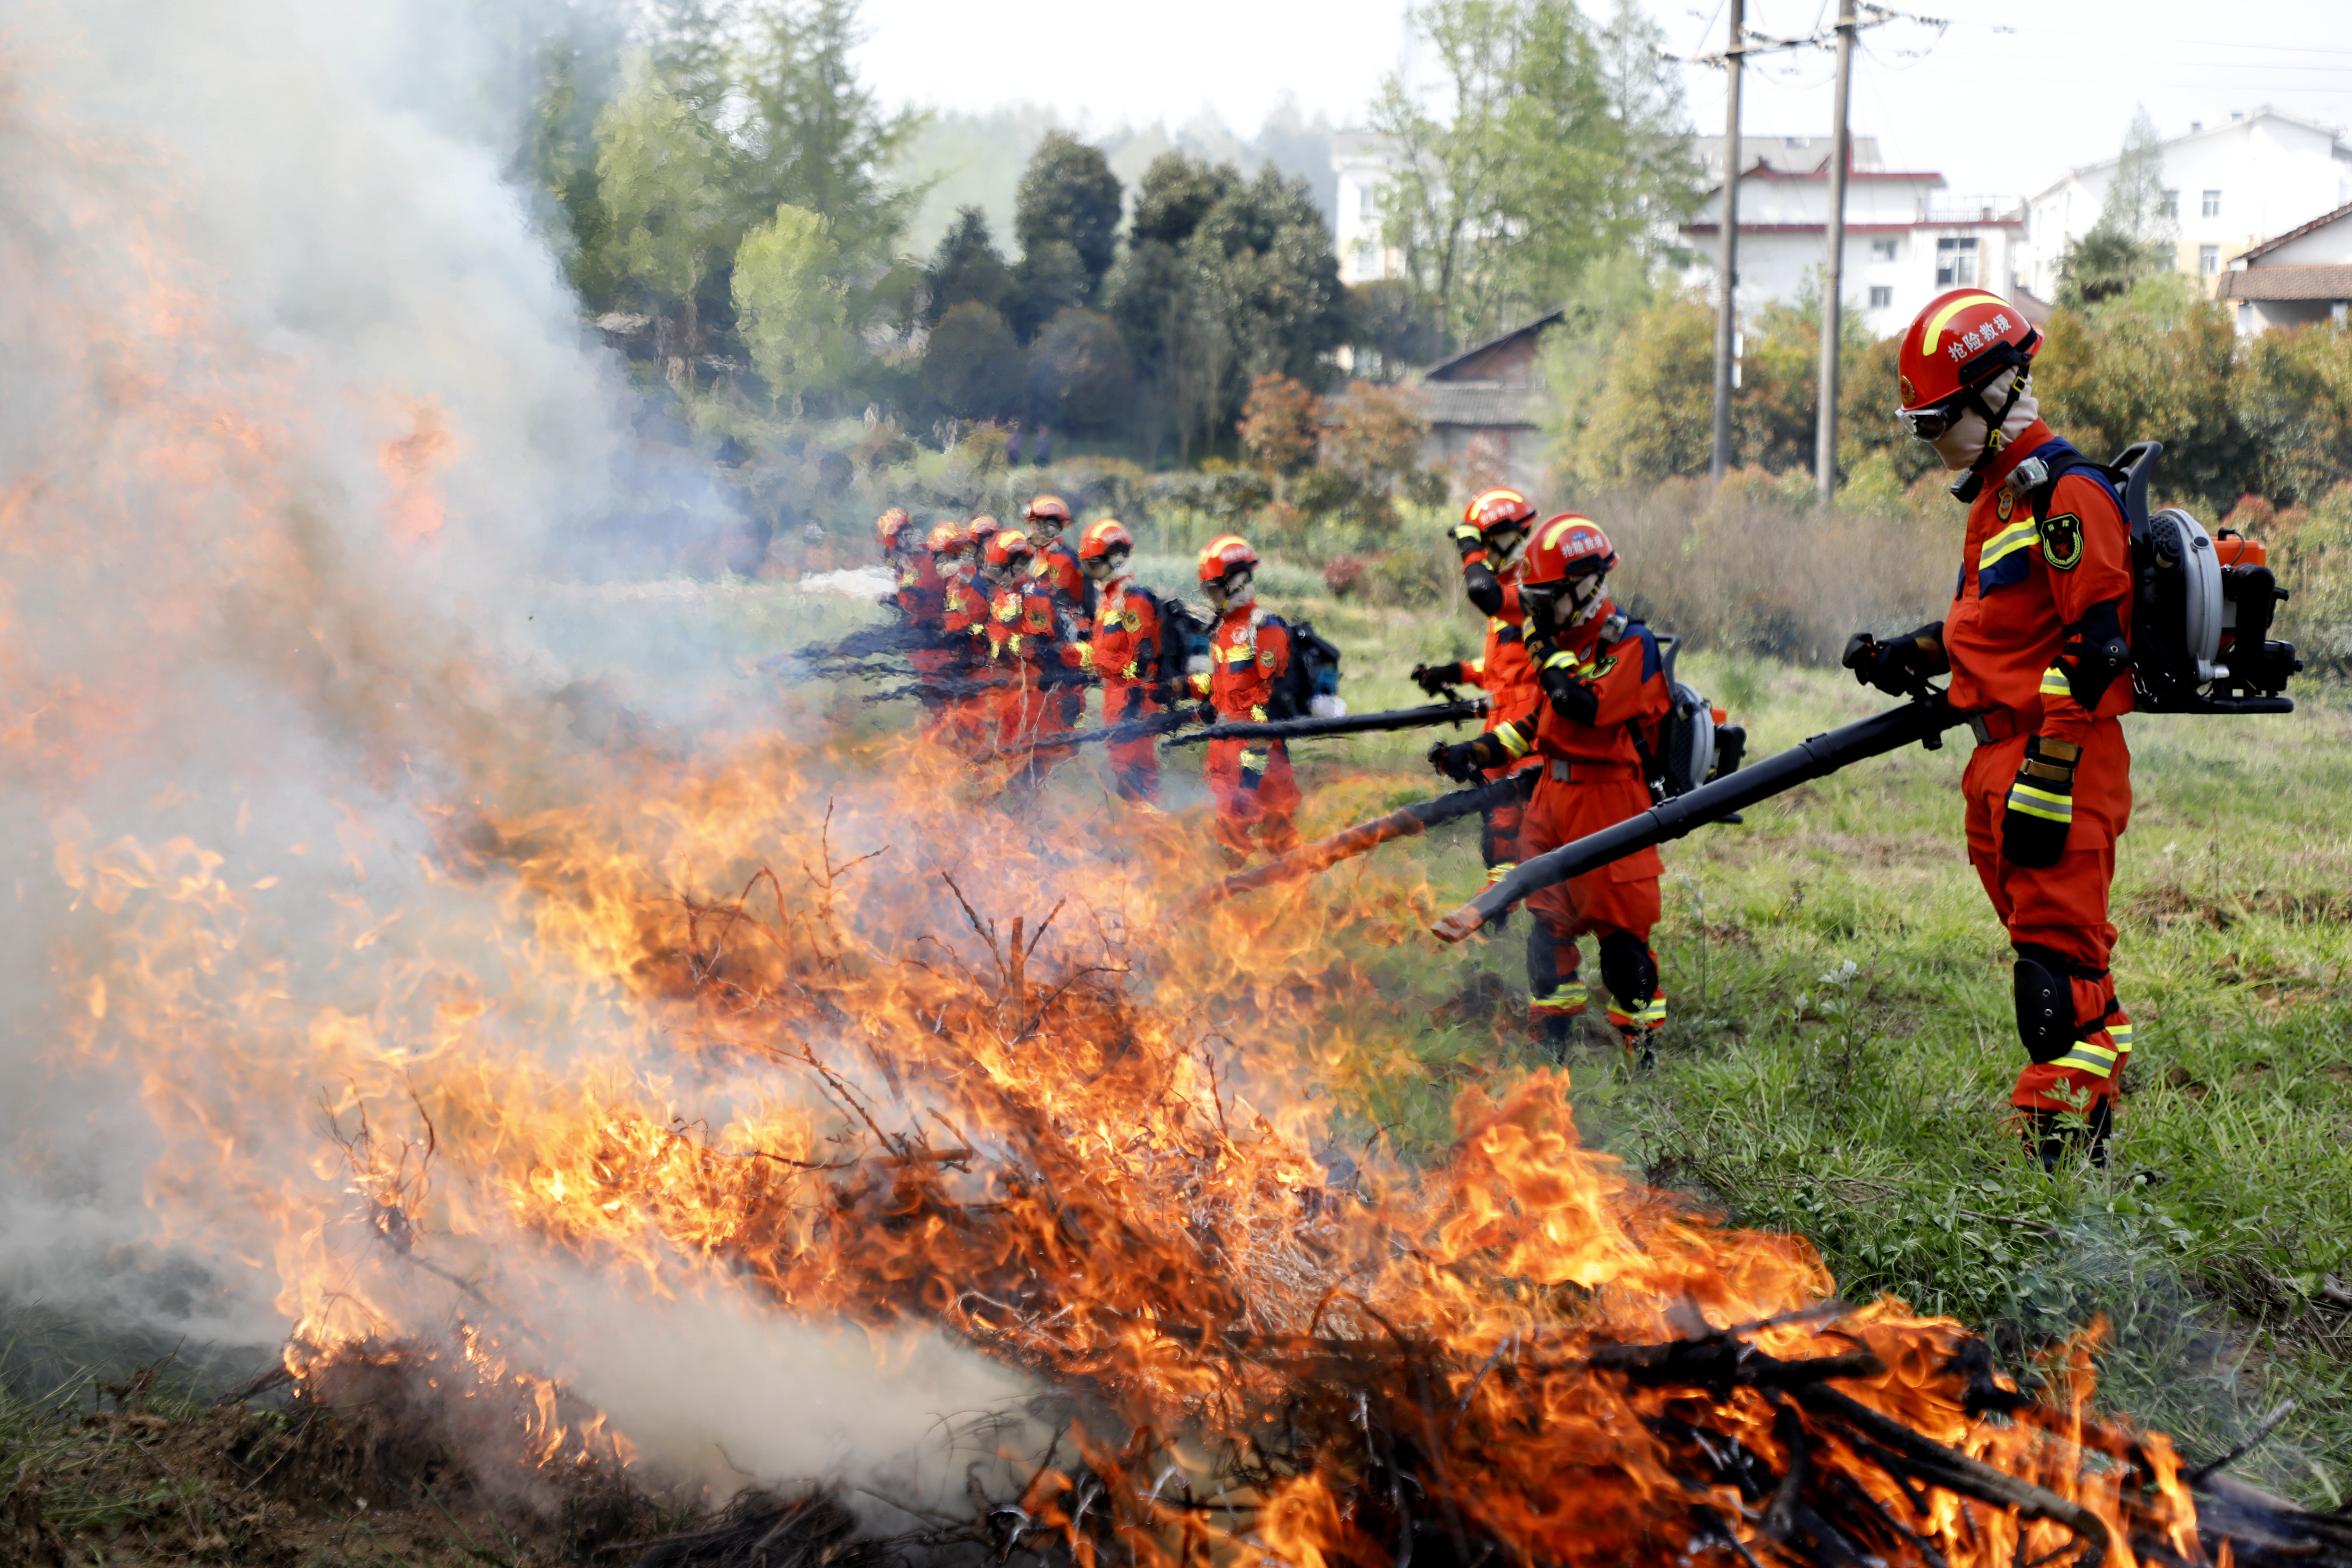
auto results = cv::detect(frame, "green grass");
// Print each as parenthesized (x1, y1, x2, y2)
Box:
(1267, 626, 2352, 1506)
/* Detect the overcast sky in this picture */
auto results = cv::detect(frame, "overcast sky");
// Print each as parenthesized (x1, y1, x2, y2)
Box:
(851, 0, 2352, 202)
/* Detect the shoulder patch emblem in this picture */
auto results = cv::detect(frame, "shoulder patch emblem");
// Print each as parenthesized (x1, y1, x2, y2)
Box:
(1587, 653, 1619, 679)
(1995, 489, 2015, 523)
(2039, 510, 2084, 572)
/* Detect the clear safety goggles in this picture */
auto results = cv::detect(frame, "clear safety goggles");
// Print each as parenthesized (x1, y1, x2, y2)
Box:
(1895, 394, 1973, 442)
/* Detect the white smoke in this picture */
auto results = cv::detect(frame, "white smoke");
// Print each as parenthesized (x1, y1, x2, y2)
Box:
(0, 0, 1039, 1502)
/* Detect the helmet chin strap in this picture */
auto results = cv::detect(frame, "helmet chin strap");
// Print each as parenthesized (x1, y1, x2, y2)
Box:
(1966, 371, 2028, 472)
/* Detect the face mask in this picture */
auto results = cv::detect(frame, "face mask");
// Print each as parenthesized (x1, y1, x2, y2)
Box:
(1566, 573, 1607, 627)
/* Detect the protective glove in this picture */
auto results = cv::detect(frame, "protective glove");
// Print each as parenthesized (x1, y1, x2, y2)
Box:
(1449, 521, 1486, 561)
(1238, 746, 1269, 791)
(2001, 736, 2079, 868)
(1536, 651, 1601, 727)
(1463, 560, 1504, 616)
(1840, 622, 1947, 697)
(1412, 662, 1462, 698)
(1195, 701, 1219, 728)
(1427, 740, 1485, 783)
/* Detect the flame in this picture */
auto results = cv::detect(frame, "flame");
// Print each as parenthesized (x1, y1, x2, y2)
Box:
(1, 47, 2212, 1568)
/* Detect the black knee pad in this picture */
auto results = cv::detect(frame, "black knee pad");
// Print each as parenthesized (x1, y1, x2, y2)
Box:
(1598, 931, 1657, 1008)
(2012, 945, 2078, 1064)
(1525, 920, 1561, 995)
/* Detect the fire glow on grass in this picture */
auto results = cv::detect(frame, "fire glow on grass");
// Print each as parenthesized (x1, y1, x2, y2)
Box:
(0, 34, 2296, 1568)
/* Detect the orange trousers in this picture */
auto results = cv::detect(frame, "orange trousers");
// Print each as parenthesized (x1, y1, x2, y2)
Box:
(1204, 737, 1300, 858)
(1100, 680, 1161, 802)
(1962, 720, 2134, 1113)
(1520, 766, 1662, 941)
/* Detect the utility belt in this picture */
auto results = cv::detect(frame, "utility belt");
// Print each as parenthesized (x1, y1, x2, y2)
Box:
(1965, 707, 2030, 747)
(1546, 757, 1645, 784)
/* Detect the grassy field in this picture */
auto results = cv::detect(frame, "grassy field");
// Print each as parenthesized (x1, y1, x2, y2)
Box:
(1242, 594, 2352, 1507)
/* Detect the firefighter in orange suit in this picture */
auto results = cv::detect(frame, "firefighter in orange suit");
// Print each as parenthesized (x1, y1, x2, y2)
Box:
(982, 528, 1075, 783)
(883, 509, 951, 691)
(1429, 517, 1671, 1065)
(931, 519, 998, 755)
(1410, 486, 1546, 920)
(1022, 495, 1091, 730)
(1190, 534, 1301, 860)
(1844, 288, 2135, 1170)
(1072, 518, 1168, 803)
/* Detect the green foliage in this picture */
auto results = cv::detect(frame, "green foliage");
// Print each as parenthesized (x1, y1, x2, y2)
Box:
(1027, 308, 1135, 433)
(2038, 274, 2248, 513)
(1014, 131, 1123, 290)
(2275, 481, 2352, 673)
(594, 54, 736, 356)
(2238, 322, 2352, 506)
(2058, 108, 2176, 308)
(1346, 279, 1443, 379)
(1372, 0, 1698, 350)
(926, 205, 1016, 320)
(1557, 294, 1714, 487)
(733, 205, 851, 404)
(921, 301, 1025, 419)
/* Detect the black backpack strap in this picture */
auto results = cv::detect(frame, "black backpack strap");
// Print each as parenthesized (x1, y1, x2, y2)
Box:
(2020, 447, 2127, 528)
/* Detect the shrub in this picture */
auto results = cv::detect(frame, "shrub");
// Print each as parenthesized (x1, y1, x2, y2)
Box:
(2273, 481, 2352, 675)
(1322, 554, 1369, 598)
(1027, 308, 1135, 433)
(920, 302, 1025, 420)
(1238, 373, 1320, 473)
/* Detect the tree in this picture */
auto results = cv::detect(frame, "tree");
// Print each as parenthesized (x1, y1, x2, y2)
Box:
(2236, 321, 2352, 507)
(1371, 0, 1696, 351)
(921, 301, 1026, 419)
(2038, 274, 2248, 513)
(1563, 296, 1714, 486)
(733, 205, 850, 404)
(926, 206, 1016, 320)
(1014, 133, 1123, 294)
(1346, 280, 1442, 379)
(593, 55, 736, 368)
(1027, 309, 1135, 433)
(2058, 108, 2174, 308)
(1324, 382, 1430, 494)
(733, 0, 928, 282)
(1238, 373, 1321, 471)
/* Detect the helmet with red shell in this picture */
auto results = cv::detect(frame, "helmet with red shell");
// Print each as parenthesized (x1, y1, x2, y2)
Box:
(964, 515, 1001, 553)
(1196, 533, 1259, 584)
(1021, 495, 1073, 531)
(1896, 289, 2039, 422)
(1464, 486, 1538, 537)
(924, 520, 964, 555)
(984, 527, 1035, 569)
(1078, 518, 1134, 560)
(876, 507, 913, 548)
(1521, 514, 1618, 587)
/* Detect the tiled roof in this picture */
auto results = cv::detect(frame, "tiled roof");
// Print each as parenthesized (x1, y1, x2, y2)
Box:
(2238, 200, 2352, 264)
(2215, 264, 2352, 302)
(1417, 383, 1539, 429)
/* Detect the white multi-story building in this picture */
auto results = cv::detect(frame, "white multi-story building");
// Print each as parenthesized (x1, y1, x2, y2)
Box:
(1681, 134, 2026, 340)
(1332, 131, 1407, 285)
(2216, 200, 2352, 332)
(2021, 108, 2352, 300)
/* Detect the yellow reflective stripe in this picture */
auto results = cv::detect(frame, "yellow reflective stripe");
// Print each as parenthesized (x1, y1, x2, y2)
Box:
(1495, 721, 1534, 758)
(2057, 1040, 2119, 1077)
(1542, 651, 1587, 673)
(2106, 1022, 2135, 1048)
(1250, 705, 1268, 722)
(1239, 748, 1269, 769)
(1534, 982, 1588, 1008)
(1466, 656, 1486, 676)
(1482, 862, 1516, 886)
(2008, 782, 2073, 822)
(1925, 290, 2009, 346)
(1072, 640, 1095, 671)
(1609, 998, 1667, 1027)
(2039, 665, 2072, 695)
(1980, 521, 2039, 570)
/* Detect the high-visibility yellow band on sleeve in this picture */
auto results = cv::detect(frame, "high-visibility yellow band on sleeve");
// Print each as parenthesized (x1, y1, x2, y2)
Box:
(1495, 721, 1534, 758)
(2057, 1038, 2119, 1077)
(2040, 665, 2072, 697)
(2007, 782, 2073, 823)
(1980, 520, 2040, 573)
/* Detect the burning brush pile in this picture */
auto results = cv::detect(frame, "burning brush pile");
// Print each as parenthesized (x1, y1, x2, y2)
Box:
(41, 747, 2348, 1568)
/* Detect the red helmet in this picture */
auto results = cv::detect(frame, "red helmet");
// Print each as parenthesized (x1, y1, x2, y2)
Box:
(1896, 289, 2039, 429)
(876, 507, 913, 548)
(964, 515, 1001, 551)
(924, 520, 964, 555)
(1197, 533, 1259, 584)
(1078, 518, 1134, 560)
(984, 527, 1034, 569)
(1022, 495, 1072, 530)
(1522, 514, 1618, 587)
(1464, 486, 1538, 535)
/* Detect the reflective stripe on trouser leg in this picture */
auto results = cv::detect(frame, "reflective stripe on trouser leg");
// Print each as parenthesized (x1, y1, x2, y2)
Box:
(1525, 924, 1583, 1018)
(1608, 994, 1666, 1033)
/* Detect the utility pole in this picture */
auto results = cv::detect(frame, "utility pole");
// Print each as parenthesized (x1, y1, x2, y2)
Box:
(1708, 0, 1744, 485)
(1814, 0, 1856, 507)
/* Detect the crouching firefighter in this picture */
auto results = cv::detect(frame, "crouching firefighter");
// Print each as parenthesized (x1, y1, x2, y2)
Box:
(1844, 288, 2135, 1170)
(1410, 485, 1547, 928)
(1429, 516, 1671, 1065)
(1190, 534, 1302, 861)
(1073, 518, 1173, 804)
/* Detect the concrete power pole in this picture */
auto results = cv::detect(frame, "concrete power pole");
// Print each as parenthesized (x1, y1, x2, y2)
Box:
(1814, 0, 1857, 506)
(1708, 0, 1744, 485)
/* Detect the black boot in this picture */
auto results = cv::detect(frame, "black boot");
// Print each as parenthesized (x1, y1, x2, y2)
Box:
(2024, 1100, 2113, 1172)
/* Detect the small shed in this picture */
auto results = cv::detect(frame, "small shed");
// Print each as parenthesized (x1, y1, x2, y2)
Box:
(1415, 309, 1562, 494)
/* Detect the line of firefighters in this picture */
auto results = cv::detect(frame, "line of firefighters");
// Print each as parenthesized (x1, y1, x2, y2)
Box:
(869, 287, 2142, 1170)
